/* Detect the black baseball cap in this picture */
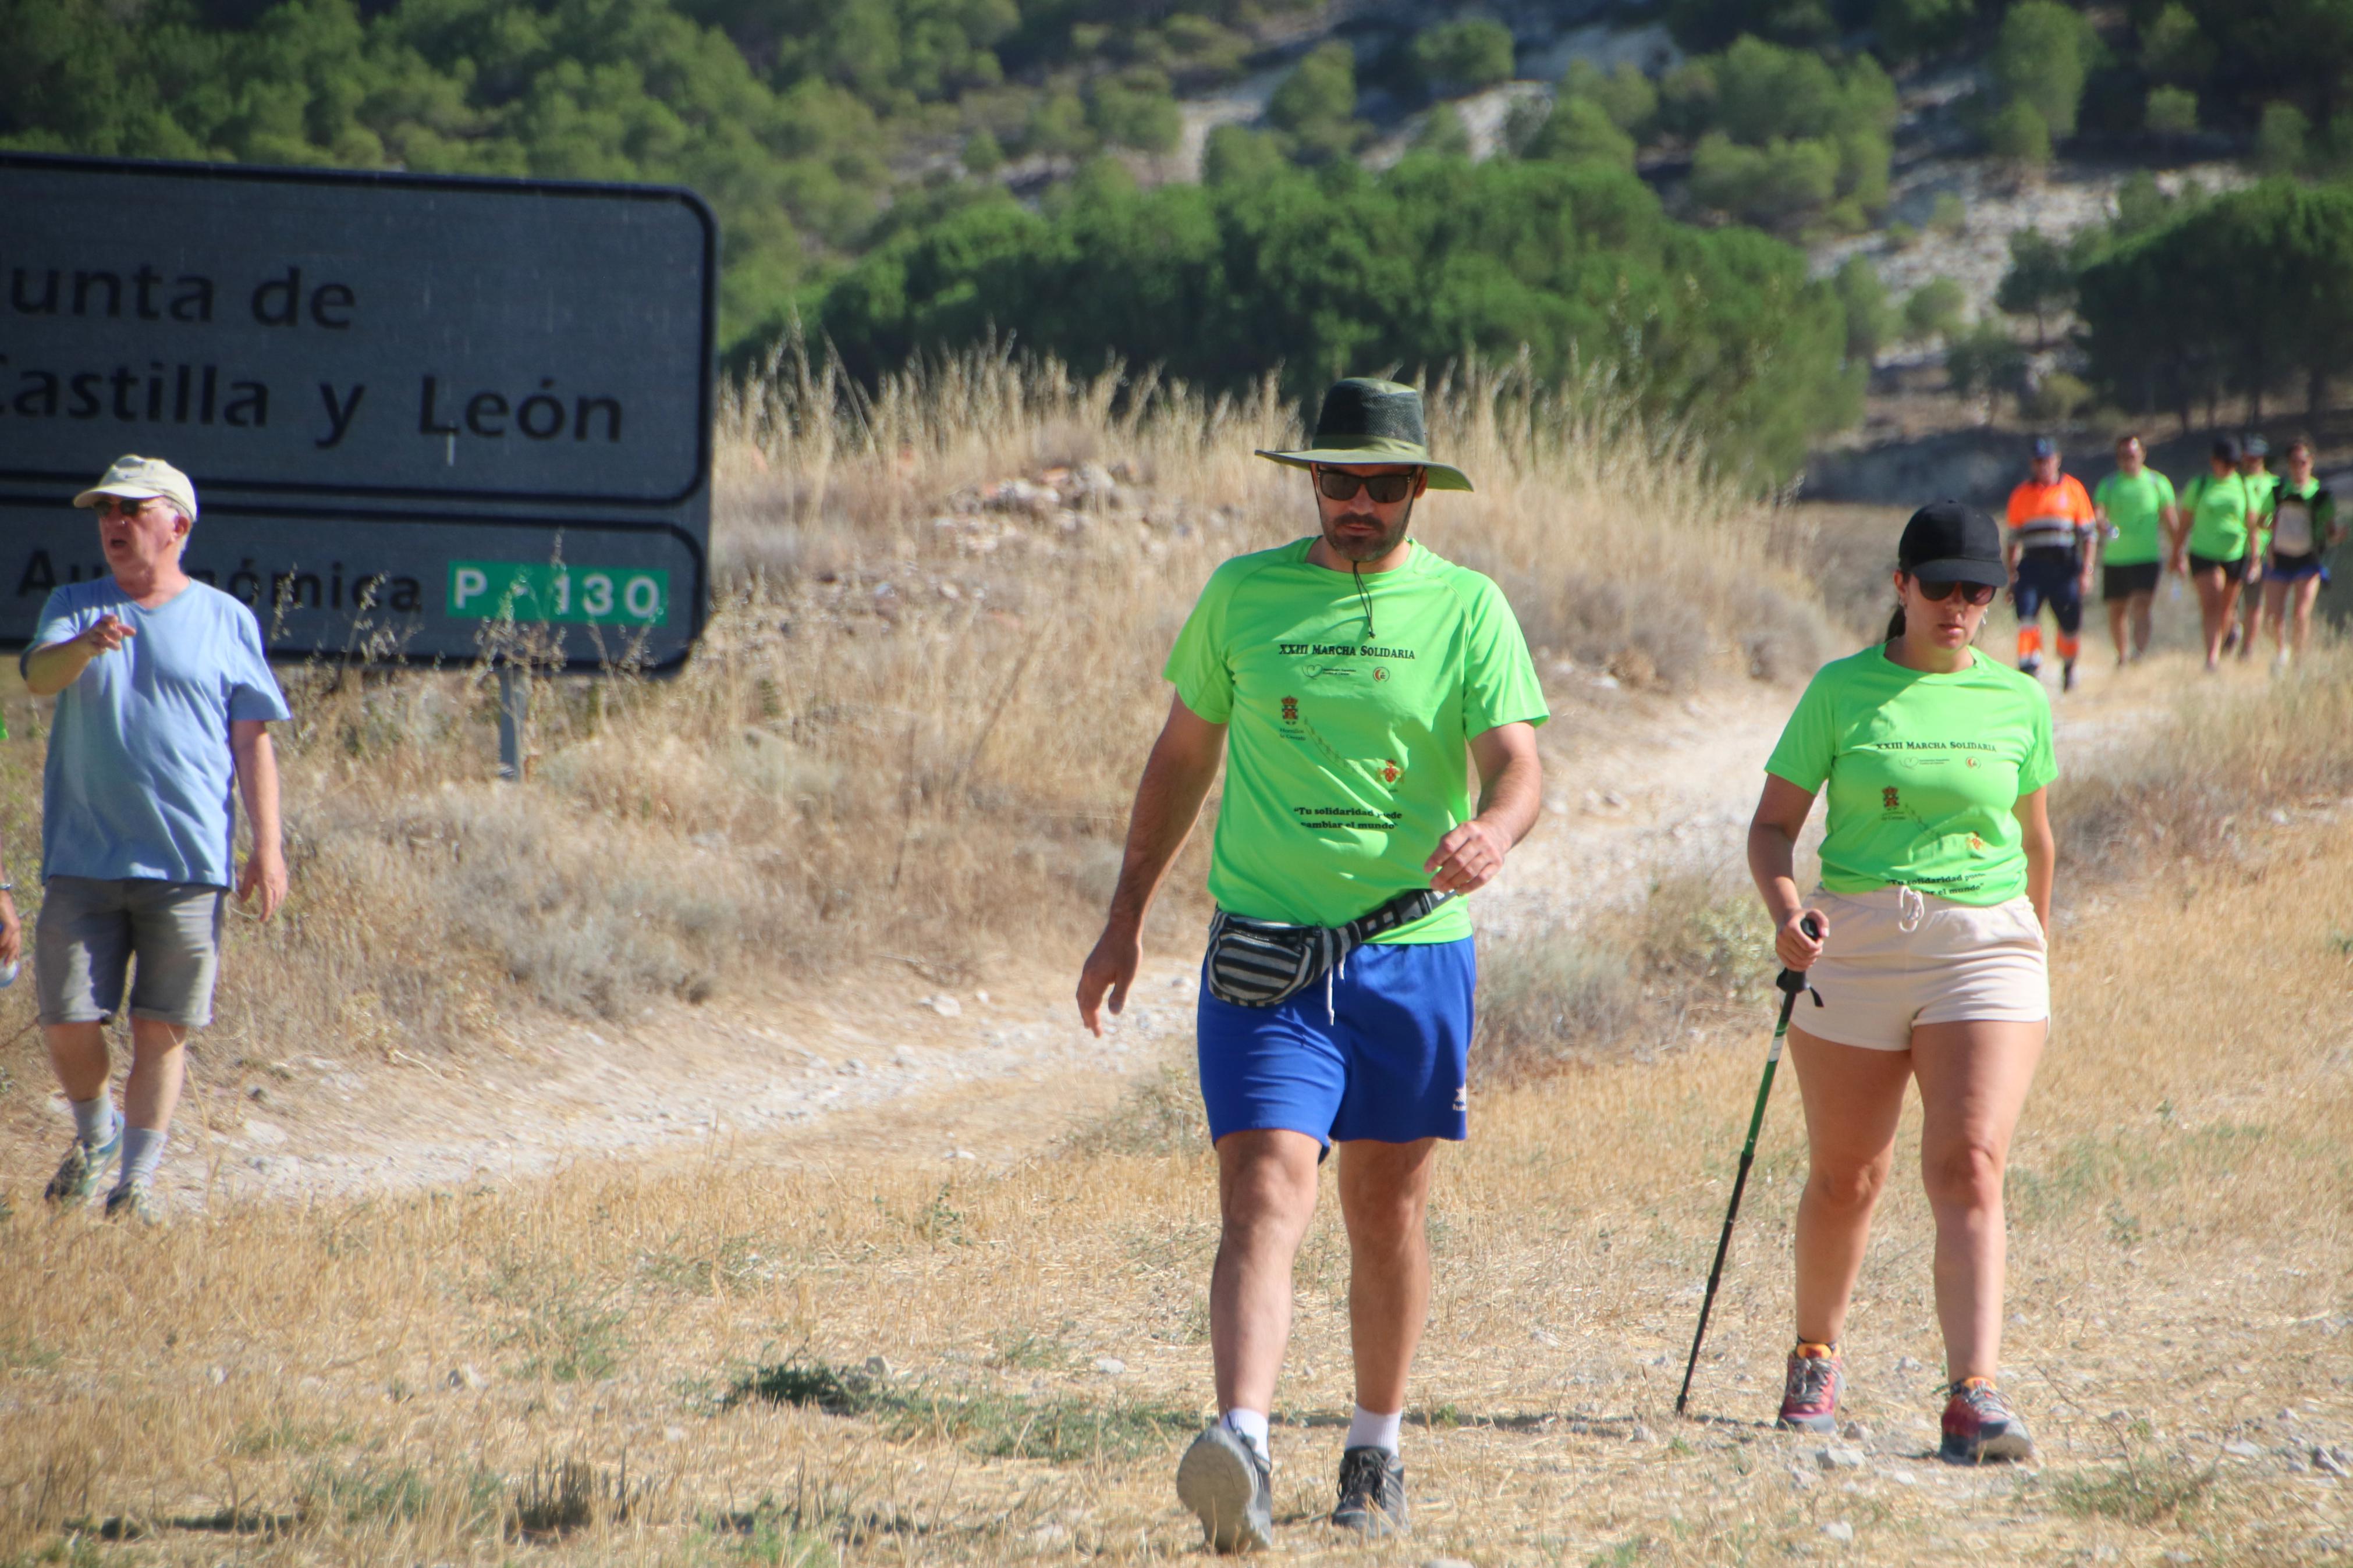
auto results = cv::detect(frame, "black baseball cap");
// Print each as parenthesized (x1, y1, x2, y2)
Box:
(1897, 500, 2007, 588)
(2212, 436, 2242, 463)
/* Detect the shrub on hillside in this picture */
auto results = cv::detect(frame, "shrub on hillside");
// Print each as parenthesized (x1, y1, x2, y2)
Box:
(1412, 19, 1516, 95)
(1903, 276, 1968, 342)
(1992, 1, 2097, 139)
(2146, 84, 2199, 136)
(1267, 39, 1365, 161)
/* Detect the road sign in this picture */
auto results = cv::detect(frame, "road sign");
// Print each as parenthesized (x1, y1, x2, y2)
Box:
(1, 152, 713, 671)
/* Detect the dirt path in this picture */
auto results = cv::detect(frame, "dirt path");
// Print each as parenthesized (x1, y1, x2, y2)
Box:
(7, 650, 2196, 1213)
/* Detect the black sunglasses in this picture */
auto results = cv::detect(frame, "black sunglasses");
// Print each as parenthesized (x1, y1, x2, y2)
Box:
(92, 495, 154, 516)
(1315, 469, 1417, 504)
(1915, 578, 1997, 605)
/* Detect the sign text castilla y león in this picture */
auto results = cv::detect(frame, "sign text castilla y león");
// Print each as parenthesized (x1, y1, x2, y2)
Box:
(1, 153, 714, 671)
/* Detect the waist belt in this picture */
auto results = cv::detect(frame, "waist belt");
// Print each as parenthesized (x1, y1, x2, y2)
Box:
(1204, 888, 1452, 1008)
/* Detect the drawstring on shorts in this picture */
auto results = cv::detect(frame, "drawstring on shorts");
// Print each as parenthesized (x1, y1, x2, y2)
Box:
(1896, 883, 1925, 934)
(1325, 951, 1349, 1025)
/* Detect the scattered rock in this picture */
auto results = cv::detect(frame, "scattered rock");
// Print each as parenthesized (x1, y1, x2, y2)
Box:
(1788, 1466, 1819, 1490)
(1028, 1521, 1071, 1548)
(1884, 1469, 1917, 1487)
(1840, 1421, 1873, 1442)
(946, 1148, 977, 1161)
(2314, 1445, 2351, 1477)
(208, 1366, 226, 1385)
(864, 1355, 892, 1381)
(1094, 1357, 1127, 1377)
(1822, 1520, 1854, 1544)
(242, 1119, 288, 1147)
(921, 995, 963, 1018)
(1629, 1424, 1654, 1445)
(1419, 1559, 1474, 1568)
(448, 1364, 486, 1391)
(1529, 1327, 1560, 1347)
(664, 1425, 687, 1443)
(1817, 1445, 1866, 1471)
(1896, 1356, 1924, 1374)
(2224, 1438, 2264, 1459)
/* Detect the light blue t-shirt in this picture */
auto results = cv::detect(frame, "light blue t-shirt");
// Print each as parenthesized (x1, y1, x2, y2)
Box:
(26, 579, 290, 889)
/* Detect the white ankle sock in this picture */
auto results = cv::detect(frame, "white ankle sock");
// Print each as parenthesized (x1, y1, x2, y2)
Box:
(71, 1096, 116, 1147)
(1220, 1407, 1270, 1460)
(117, 1127, 166, 1191)
(1344, 1406, 1402, 1454)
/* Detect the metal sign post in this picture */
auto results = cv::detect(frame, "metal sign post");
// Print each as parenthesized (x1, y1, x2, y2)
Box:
(1, 154, 714, 682)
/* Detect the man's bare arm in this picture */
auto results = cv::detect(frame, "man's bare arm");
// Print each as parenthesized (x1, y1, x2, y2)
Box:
(1424, 720, 1542, 895)
(1076, 695, 1227, 1034)
(23, 614, 134, 697)
(231, 720, 288, 920)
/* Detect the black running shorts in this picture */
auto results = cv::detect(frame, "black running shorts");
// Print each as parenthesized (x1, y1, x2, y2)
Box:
(2102, 561, 2161, 599)
(2188, 551, 2246, 583)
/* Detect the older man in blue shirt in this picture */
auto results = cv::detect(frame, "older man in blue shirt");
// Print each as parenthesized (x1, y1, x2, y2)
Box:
(22, 455, 290, 1223)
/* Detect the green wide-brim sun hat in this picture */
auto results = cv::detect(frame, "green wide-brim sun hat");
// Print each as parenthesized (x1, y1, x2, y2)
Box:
(1256, 377, 1473, 492)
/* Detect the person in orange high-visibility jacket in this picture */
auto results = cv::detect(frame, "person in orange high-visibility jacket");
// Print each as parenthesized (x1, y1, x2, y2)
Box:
(2003, 436, 2097, 692)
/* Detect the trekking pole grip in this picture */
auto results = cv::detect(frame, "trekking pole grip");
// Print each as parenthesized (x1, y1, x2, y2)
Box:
(1774, 913, 1823, 997)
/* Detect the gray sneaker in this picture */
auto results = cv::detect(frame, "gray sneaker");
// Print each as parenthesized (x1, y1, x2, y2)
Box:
(1330, 1446, 1408, 1537)
(104, 1179, 167, 1228)
(1176, 1425, 1273, 1553)
(44, 1125, 122, 1208)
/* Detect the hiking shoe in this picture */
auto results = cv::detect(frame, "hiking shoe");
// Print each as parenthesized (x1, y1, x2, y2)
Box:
(1939, 1378, 2035, 1464)
(1774, 1342, 1844, 1433)
(2018, 657, 2042, 678)
(2061, 661, 2078, 692)
(103, 1179, 166, 1228)
(44, 1125, 122, 1208)
(1176, 1425, 1273, 1553)
(1330, 1446, 1408, 1538)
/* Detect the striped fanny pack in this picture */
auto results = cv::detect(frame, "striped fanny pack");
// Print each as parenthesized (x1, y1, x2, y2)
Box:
(1203, 889, 1453, 1008)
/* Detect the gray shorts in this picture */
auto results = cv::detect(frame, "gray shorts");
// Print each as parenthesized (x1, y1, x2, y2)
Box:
(35, 877, 226, 1028)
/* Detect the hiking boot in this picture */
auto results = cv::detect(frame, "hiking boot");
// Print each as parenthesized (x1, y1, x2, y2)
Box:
(104, 1179, 167, 1228)
(1939, 1378, 2035, 1464)
(1330, 1446, 1408, 1538)
(44, 1124, 122, 1208)
(1176, 1424, 1273, 1553)
(2018, 657, 2042, 678)
(1774, 1342, 1843, 1434)
(2061, 661, 2078, 692)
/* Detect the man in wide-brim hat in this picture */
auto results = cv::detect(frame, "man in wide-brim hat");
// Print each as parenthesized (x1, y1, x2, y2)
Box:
(1077, 378, 1548, 1550)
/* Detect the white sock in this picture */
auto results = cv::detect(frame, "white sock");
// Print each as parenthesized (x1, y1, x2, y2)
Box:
(1345, 1405, 1403, 1454)
(116, 1126, 166, 1191)
(1220, 1407, 1270, 1461)
(71, 1095, 117, 1148)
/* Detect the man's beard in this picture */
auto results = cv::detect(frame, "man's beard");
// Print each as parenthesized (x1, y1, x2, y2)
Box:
(1321, 502, 1413, 562)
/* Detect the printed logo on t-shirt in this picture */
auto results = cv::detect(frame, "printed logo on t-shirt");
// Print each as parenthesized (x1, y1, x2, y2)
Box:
(1882, 785, 1901, 812)
(1380, 759, 1400, 785)
(1281, 695, 1298, 724)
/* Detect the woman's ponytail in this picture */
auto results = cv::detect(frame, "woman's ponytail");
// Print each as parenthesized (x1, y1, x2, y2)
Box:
(1885, 603, 1907, 642)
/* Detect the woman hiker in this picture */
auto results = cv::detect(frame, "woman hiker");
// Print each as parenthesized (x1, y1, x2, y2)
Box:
(1746, 500, 2056, 1466)
(2176, 437, 2256, 672)
(2258, 438, 2342, 671)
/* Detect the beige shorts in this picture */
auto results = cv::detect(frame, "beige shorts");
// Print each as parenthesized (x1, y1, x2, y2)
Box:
(1801, 887, 2048, 1052)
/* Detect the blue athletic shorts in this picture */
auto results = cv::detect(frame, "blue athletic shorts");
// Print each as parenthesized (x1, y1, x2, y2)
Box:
(1196, 937, 1475, 1148)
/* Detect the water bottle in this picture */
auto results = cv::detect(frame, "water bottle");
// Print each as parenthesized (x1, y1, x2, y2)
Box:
(0, 958, 16, 989)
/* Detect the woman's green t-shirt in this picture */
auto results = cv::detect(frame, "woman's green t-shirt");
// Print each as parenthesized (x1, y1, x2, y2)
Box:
(2181, 470, 2253, 561)
(1765, 646, 2056, 906)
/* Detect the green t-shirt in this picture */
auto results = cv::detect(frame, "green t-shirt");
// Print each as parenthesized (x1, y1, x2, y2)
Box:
(2093, 468, 2175, 567)
(2269, 476, 2337, 557)
(2182, 470, 2253, 560)
(1164, 538, 1548, 943)
(1765, 645, 2056, 907)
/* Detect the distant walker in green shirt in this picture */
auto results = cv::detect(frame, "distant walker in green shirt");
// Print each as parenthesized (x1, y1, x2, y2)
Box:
(1074, 378, 1546, 1551)
(2179, 436, 2255, 670)
(1748, 500, 2057, 1467)
(2090, 432, 2176, 665)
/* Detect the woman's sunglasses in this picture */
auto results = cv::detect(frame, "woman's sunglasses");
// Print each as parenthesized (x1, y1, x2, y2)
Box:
(1315, 470, 1417, 503)
(1914, 578, 1997, 605)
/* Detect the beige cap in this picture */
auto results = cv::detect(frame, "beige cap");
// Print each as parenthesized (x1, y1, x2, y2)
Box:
(74, 454, 199, 525)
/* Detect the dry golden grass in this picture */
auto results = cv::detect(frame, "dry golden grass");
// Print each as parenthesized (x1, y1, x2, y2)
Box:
(3, 360, 2351, 1567)
(1, 714, 2348, 1566)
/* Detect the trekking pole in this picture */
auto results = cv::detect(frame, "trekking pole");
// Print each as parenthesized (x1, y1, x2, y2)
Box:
(1674, 914, 1822, 1418)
